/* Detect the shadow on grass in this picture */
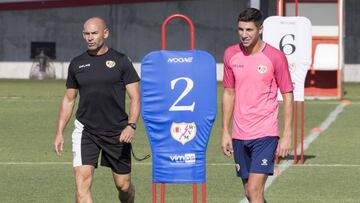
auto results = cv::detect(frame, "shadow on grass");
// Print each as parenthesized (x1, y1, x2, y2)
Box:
(278, 154, 316, 163)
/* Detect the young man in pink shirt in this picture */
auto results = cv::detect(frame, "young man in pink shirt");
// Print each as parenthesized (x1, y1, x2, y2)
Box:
(221, 8, 294, 203)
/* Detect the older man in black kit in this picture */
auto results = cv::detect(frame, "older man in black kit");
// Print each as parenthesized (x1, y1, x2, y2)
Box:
(53, 17, 140, 203)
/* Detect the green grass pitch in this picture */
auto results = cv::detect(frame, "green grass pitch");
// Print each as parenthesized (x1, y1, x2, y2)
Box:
(0, 80, 359, 202)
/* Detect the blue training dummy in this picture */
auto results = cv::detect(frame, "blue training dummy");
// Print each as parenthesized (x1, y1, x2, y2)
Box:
(141, 49, 217, 183)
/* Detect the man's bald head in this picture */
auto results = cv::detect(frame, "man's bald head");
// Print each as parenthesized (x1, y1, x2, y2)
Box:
(83, 17, 107, 31)
(82, 17, 109, 55)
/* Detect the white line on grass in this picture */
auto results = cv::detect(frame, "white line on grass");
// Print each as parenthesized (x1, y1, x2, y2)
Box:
(306, 101, 360, 105)
(0, 97, 132, 103)
(0, 162, 72, 165)
(0, 98, 60, 102)
(2, 96, 360, 105)
(292, 164, 360, 167)
(239, 102, 349, 203)
(0, 96, 58, 99)
(1, 162, 360, 167)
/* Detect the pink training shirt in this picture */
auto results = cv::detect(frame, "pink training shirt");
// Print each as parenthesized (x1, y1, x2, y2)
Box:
(223, 43, 293, 140)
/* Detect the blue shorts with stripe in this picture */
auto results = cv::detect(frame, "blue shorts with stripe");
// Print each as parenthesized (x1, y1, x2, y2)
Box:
(233, 136, 278, 179)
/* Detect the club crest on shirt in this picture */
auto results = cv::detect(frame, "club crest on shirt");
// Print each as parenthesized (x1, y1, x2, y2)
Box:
(170, 122, 197, 145)
(257, 65, 267, 74)
(106, 60, 116, 68)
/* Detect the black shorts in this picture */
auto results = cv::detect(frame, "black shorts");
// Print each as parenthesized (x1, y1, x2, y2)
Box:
(72, 120, 131, 174)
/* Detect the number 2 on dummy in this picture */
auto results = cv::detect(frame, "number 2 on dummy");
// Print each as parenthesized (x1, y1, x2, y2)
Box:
(169, 77, 195, 112)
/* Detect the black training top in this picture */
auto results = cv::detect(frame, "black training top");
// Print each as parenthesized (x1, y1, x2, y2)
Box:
(66, 48, 140, 135)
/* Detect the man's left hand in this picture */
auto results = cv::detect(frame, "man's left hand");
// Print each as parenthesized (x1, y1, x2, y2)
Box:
(277, 131, 292, 158)
(120, 126, 135, 143)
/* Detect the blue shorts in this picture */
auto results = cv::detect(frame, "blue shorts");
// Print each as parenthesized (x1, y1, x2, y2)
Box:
(233, 136, 278, 179)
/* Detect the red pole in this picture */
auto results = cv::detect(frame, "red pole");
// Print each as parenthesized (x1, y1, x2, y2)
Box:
(157, 14, 200, 203)
(161, 14, 195, 50)
(295, 0, 303, 164)
(337, 0, 342, 98)
(161, 183, 165, 203)
(301, 101, 305, 164)
(193, 184, 197, 203)
(152, 183, 157, 203)
(293, 101, 298, 164)
(202, 183, 206, 203)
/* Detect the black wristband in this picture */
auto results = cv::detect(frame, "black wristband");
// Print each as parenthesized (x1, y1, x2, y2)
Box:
(127, 123, 137, 130)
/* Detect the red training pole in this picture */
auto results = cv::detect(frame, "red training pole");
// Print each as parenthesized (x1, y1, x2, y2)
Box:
(193, 184, 197, 203)
(153, 183, 157, 203)
(301, 101, 305, 164)
(202, 183, 206, 203)
(295, 0, 299, 16)
(275, 0, 282, 165)
(161, 184, 165, 203)
(161, 14, 195, 50)
(293, 101, 298, 164)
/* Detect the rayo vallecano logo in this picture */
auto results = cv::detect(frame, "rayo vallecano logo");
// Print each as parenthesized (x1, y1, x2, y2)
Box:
(257, 65, 267, 74)
(106, 60, 116, 68)
(170, 122, 197, 145)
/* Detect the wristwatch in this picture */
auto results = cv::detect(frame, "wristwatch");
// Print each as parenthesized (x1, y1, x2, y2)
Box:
(127, 123, 137, 130)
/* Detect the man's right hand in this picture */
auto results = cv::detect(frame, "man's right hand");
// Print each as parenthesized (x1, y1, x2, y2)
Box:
(53, 134, 64, 156)
(53, 89, 77, 157)
(221, 132, 233, 157)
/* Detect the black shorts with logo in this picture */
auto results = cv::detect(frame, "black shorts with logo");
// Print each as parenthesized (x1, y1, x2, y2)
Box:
(72, 120, 131, 174)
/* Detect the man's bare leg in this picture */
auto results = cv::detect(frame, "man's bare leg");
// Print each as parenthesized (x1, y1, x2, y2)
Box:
(112, 172, 135, 203)
(74, 165, 95, 203)
(242, 173, 268, 203)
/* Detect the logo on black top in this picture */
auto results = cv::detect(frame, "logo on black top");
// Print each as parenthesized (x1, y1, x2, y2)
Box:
(106, 60, 116, 68)
(79, 64, 90, 69)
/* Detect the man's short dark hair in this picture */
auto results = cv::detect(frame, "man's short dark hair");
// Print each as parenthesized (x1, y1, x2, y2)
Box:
(237, 8, 263, 28)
